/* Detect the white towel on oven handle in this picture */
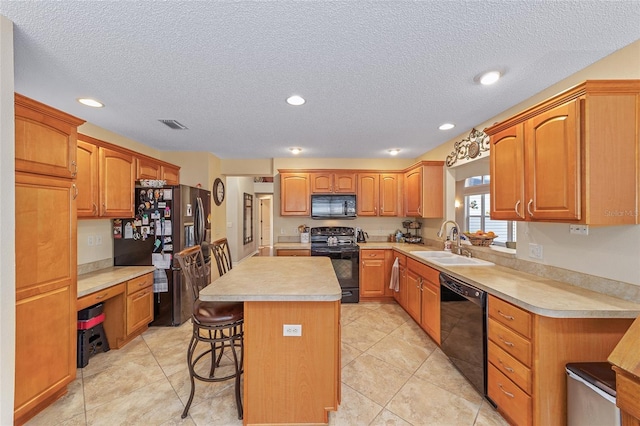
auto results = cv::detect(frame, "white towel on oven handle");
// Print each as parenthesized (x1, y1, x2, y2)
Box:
(389, 257, 400, 292)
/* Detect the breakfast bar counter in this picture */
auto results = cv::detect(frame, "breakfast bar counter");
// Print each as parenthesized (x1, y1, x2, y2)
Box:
(200, 256, 342, 426)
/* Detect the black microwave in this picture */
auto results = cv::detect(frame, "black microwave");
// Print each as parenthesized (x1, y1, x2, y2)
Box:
(311, 194, 357, 219)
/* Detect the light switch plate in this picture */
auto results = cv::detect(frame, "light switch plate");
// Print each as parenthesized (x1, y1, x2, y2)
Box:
(528, 243, 543, 259)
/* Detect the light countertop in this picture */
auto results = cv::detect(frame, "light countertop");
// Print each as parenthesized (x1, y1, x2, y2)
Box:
(200, 257, 341, 302)
(357, 243, 640, 319)
(77, 266, 156, 298)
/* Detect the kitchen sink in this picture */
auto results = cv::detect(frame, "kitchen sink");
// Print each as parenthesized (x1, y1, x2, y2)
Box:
(410, 251, 494, 266)
(409, 251, 456, 258)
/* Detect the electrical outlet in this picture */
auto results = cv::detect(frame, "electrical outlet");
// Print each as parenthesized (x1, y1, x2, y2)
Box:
(87, 235, 94, 246)
(283, 324, 302, 337)
(95, 235, 103, 245)
(528, 243, 543, 259)
(569, 224, 589, 235)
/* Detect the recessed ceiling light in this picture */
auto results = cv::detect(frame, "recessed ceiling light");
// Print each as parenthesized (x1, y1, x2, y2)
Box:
(388, 149, 400, 156)
(439, 123, 455, 130)
(77, 98, 104, 108)
(289, 147, 302, 155)
(286, 95, 305, 106)
(479, 71, 501, 85)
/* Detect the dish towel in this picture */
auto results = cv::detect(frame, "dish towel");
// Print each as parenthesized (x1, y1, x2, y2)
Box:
(389, 257, 400, 292)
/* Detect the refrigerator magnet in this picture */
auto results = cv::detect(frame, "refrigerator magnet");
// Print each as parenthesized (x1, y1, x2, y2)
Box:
(142, 214, 149, 225)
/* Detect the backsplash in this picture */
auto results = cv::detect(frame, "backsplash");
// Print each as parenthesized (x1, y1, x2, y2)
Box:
(421, 238, 640, 303)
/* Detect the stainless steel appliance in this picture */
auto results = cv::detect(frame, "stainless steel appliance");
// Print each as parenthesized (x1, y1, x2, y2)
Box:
(439, 272, 488, 396)
(311, 194, 357, 219)
(310, 226, 360, 303)
(113, 184, 211, 326)
(566, 362, 620, 426)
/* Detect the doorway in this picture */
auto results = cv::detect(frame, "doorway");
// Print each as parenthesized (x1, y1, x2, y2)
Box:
(258, 196, 273, 256)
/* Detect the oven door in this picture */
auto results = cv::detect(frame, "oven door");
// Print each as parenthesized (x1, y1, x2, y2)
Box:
(311, 248, 360, 303)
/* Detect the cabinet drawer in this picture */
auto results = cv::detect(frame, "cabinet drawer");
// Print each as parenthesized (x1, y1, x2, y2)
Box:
(276, 249, 310, 256)
(361, 249, 385, 259)
(407, 258, 439, 284)
(488, 340, 532, 394)
(488, 318, 532, 367)
(488, 363, 532, 426)
(488, 296, 532, 339)
(77, 283, 126, 310)
(127, 273, 153, 295)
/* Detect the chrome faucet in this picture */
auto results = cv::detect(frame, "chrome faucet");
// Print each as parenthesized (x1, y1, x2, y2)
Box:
(437, 220, 471, 257)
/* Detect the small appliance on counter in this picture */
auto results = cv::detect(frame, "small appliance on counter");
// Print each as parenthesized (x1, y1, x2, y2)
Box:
(355, 227, 368, 243)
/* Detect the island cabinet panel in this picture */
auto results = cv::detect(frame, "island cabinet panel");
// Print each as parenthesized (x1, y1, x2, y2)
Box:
(280, 172, 310, 216)
(609, 315, 640, 425)
(487, 79, 640, 225)
(487, 295, 633, 426)
(244, 301, 340, 425)
(14, 93, 85, 179)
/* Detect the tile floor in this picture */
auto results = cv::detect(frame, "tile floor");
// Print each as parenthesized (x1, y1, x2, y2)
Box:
(27, 302, 509, 426)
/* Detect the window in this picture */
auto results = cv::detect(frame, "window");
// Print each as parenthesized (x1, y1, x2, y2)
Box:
(462, 175, 516, 246)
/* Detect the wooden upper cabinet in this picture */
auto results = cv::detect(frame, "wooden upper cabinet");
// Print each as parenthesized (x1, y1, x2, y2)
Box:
(161, 164, 180, 185)
(280, 172, 310, 216)
(76, 139, 100, 217)
(14, 94, 85, 179)
(403, 162, 443, 218)
(357, 173, 379, 216)
(100, 146, 135, 217)
(490, 124, 525, 220)
(136, 157, 180, 185)
(136, 157, 161, 180)
(357, 173, 400, 216)
(310, 172, 356, 193)
(487, 80, 640, 225)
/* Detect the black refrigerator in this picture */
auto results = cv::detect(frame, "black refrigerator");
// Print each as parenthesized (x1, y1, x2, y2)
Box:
(113, 185, 211, 326)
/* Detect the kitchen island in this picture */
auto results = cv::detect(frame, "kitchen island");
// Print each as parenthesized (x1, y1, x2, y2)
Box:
(199, 256, 342, 426)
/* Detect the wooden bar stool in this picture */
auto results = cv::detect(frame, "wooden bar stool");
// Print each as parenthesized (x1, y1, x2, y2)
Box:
(211, 237, 233, 276)
(175, 245, 244, 419)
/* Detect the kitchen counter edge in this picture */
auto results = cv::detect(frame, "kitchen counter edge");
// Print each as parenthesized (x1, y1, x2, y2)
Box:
(358, 242, 640, 319)
(77, 266, 156, 298)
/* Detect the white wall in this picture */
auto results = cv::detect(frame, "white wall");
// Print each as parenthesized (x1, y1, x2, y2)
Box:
(0, 14, 15, 425)
(225, 177, 258, 262)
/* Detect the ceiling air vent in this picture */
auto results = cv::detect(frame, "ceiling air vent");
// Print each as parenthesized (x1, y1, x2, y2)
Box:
(158, 119, 188, 130)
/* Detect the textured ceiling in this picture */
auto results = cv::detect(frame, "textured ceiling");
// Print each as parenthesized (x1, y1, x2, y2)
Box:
(1, 1, 639, 159)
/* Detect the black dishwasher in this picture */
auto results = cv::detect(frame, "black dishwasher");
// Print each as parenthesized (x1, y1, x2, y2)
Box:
(439, 273, 488, 397)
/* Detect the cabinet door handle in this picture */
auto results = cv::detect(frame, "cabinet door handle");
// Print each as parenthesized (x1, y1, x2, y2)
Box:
(499, 335, 515, 347)
(498, 310, 515, 321)
(71, 160, 78, 178)
(527, 199, 534, 217)
(72, 184, 78, 200)
(133, 290, 150, 301)
(498, 383, 515, 398)
(514, 200, 524, 218)
(95, 292, 108, 300)
(498, 358, 515, 373)
(93, 203, 98, 215)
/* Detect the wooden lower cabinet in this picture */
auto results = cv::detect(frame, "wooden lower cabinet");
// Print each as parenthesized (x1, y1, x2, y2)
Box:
(125, 273, 154, 336)
(360, 249, 394, 301)
(14, 172, 77, 425)
(391, 251, 407, 308)
(487, 295, 633, 426)
(275, 249, 310, 256)
(405, 258, 440, 343)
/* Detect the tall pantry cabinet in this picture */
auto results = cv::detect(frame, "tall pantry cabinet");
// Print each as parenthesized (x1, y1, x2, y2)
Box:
(13, 94, 85, 425)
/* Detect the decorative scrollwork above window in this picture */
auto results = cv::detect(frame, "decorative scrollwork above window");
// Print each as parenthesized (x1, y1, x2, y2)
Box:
(445, 128, 490, 167)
